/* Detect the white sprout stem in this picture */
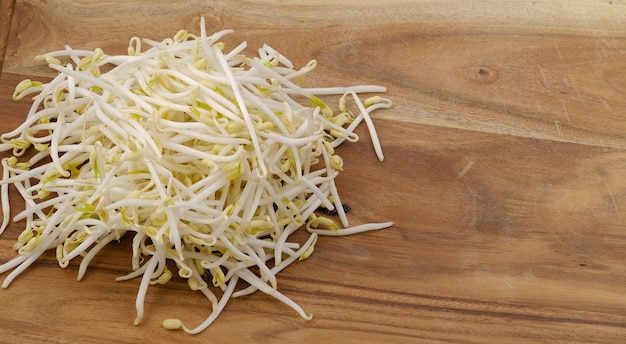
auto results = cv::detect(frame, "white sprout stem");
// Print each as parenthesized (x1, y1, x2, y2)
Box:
(330, 100, 391, 149)
(116, 261, 150, 282)
(296, 85, 386, 95)
(242, 244, 277, 290)
(1, 236, 54, 288)
(350, 91, 385, 161)
(61, 227, 108, 263)
(12, 193, 76, 222)
(235, 268, 313, 320)
(180, 275, 240, 334)
(10, 172, 44, 226)
(329, 179, 349, 228)
(233, 233, 317, 297)
(134, 255, 159, 325)
(308, 221, 394, 236)
(240, 56, 313, 99)
(0, 255, 28, 280)
(77, 231, 119, 281)
(213, 45, 268, 178)
(0, 159, 10, 235)
(198, 251, 232, 270)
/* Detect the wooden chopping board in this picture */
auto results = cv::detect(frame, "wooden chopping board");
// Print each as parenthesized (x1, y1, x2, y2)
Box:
(2, 1, 626, 343)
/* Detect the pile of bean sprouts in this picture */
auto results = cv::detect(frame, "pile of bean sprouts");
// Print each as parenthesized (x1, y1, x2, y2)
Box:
(0, 18, 392, 334)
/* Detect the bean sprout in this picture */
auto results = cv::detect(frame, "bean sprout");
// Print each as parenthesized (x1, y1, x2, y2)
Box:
(0, 17, 393, 334)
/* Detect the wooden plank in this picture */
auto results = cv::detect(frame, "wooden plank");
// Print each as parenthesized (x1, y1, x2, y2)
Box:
(0, 0, 15, 73)
(2, 1, 626, 343)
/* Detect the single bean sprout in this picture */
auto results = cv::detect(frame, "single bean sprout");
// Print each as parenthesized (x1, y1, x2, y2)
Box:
(0, 17, 393, 334)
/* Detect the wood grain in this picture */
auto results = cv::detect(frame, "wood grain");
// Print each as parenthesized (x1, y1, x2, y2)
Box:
(0, 0, 15, 72)
(2, 1, 626, 343)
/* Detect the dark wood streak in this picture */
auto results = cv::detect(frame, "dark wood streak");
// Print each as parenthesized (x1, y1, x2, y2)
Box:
(315, 288, 626, 330)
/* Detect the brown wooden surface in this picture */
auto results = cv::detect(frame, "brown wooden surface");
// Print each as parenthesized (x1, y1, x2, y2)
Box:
(2, 1, 626, 343)
(0, 0, 13, 72)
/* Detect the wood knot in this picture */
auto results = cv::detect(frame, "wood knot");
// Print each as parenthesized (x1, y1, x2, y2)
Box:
(470, 66, 499, 84)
